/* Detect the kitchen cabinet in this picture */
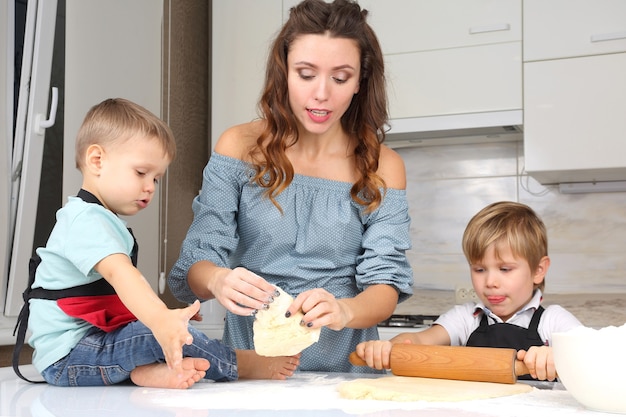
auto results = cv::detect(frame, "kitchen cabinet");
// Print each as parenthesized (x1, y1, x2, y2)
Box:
(357, 0, 521, 54)
(524, 53, 626, 184)
(523, 0, 626, 185)
(523, 0, 626, 62)
(359, 0, 522, 121)
(385, 42, 521, 120)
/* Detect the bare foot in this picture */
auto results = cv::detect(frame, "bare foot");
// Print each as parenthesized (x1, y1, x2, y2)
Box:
(236, 350, 300, 380)
(130, 357, 210, 389)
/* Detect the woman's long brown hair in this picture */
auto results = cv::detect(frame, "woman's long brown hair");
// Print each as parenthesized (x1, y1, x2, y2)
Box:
(251, 0, 388, 213)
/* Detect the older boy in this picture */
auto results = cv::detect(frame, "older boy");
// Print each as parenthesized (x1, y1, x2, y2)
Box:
(354, 201, 582, 381)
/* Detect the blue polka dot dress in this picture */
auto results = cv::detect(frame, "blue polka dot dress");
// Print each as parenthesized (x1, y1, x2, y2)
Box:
(169, 152, 414, 373)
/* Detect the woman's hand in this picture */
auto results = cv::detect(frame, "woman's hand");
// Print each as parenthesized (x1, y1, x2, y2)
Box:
(208, 266, 278, 316)
(288, 288, 350, 331)
(288, 285, 398, 331)
(517, 346, 557, 381)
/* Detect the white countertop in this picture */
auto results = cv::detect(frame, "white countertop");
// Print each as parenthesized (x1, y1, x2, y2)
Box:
(396, 290, 626, 329)
(0, 365, 611, 417)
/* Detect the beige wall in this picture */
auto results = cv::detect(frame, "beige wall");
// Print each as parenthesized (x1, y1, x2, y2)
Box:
(398, 141, 626, 295)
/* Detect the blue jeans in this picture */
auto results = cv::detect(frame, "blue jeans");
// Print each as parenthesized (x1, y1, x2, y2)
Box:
(40, 321, 238, 386)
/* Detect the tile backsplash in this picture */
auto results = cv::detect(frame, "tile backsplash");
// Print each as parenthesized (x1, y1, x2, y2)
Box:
(396, 140, 626, 295)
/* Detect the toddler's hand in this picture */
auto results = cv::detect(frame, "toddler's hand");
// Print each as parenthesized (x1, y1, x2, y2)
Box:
(152, 300, 201, 371)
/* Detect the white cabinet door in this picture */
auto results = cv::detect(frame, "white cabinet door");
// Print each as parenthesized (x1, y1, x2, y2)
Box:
(387, 42, 521, 119)
(361, 0, 522, 128)
(524, 0, 626, 62)
(524, 52, 626, 184)
(360, 0, 521, 55)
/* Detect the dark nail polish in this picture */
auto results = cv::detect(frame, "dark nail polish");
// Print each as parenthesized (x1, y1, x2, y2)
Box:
(267, 296, 274, 303)
(273, 289, 280, 297)
(262, 303, 270, 310)
(299, 319, 305, 326)
(285, 311, 291, 318)
(251, 309, 258, 316)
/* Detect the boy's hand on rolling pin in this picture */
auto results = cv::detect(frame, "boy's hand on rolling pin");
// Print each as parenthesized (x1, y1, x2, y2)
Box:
(355, 340, 394, 370)
(517, 346, 557, 381)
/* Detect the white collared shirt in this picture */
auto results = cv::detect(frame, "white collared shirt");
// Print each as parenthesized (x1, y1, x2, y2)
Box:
(435, 290, 583, 346)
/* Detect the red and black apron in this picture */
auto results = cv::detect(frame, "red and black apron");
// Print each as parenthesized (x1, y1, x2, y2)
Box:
(12, 189, 138, 382)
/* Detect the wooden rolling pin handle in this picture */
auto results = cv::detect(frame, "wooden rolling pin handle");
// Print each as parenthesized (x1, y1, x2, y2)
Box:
(514, 359, 530, 376)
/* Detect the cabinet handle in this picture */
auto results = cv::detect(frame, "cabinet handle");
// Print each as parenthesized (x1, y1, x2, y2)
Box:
(469, 23, 510, 35)
(590, 31, 626, 43)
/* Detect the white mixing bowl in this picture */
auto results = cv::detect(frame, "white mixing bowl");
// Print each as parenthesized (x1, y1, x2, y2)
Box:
(552, 324, 626, 414)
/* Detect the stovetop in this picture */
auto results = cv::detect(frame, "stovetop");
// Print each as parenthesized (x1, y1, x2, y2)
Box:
(377, 314, 439, 328)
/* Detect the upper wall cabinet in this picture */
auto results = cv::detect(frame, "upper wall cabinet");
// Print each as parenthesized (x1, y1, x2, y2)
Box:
(384, 41, 521, 120)
(524, 0, 626, 62)
(523, 0, 626, 185)
(358, 0, 523, 139)
(360, 0, 521, 54)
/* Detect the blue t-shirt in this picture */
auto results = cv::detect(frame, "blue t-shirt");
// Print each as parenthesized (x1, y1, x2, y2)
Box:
(169, 152, 414, 372)
(28, 197, 134, 372)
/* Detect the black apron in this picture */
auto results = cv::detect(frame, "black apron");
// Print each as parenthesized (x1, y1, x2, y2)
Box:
(466, 305, 545, 380)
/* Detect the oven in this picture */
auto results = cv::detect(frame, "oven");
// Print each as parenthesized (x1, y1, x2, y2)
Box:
(377, 314, 438, 340)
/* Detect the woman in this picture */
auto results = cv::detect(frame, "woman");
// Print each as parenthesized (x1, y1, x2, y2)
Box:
(168, 0, 413, 373)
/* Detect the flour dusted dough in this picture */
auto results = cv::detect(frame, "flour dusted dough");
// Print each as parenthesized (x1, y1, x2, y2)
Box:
(253, 286, 320, 356)
(338, 376, 533, 402)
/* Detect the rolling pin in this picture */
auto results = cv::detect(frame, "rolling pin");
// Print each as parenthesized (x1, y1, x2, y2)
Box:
(349, 344, 530, 384)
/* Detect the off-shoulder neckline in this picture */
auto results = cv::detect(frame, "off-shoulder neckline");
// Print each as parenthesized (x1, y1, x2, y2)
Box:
(210, 151, 406, 193)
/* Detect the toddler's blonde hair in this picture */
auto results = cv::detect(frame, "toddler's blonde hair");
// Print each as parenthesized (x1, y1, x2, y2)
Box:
(75, 98, 176, 170)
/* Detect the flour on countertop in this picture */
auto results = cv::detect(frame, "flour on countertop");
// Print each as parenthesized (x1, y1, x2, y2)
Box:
(136, 373, 599, 416)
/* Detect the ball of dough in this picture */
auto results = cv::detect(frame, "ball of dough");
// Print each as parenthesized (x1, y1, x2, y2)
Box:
(253, 286, 321, 356)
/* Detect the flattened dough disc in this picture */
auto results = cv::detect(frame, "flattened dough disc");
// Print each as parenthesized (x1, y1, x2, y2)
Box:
(338, 376, 533, 402)
(253, 286, 320, 356)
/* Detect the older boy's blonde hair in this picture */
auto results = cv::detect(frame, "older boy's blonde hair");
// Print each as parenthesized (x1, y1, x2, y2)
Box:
(462, 201, 548, 291)
(75, 98, 176, 170)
